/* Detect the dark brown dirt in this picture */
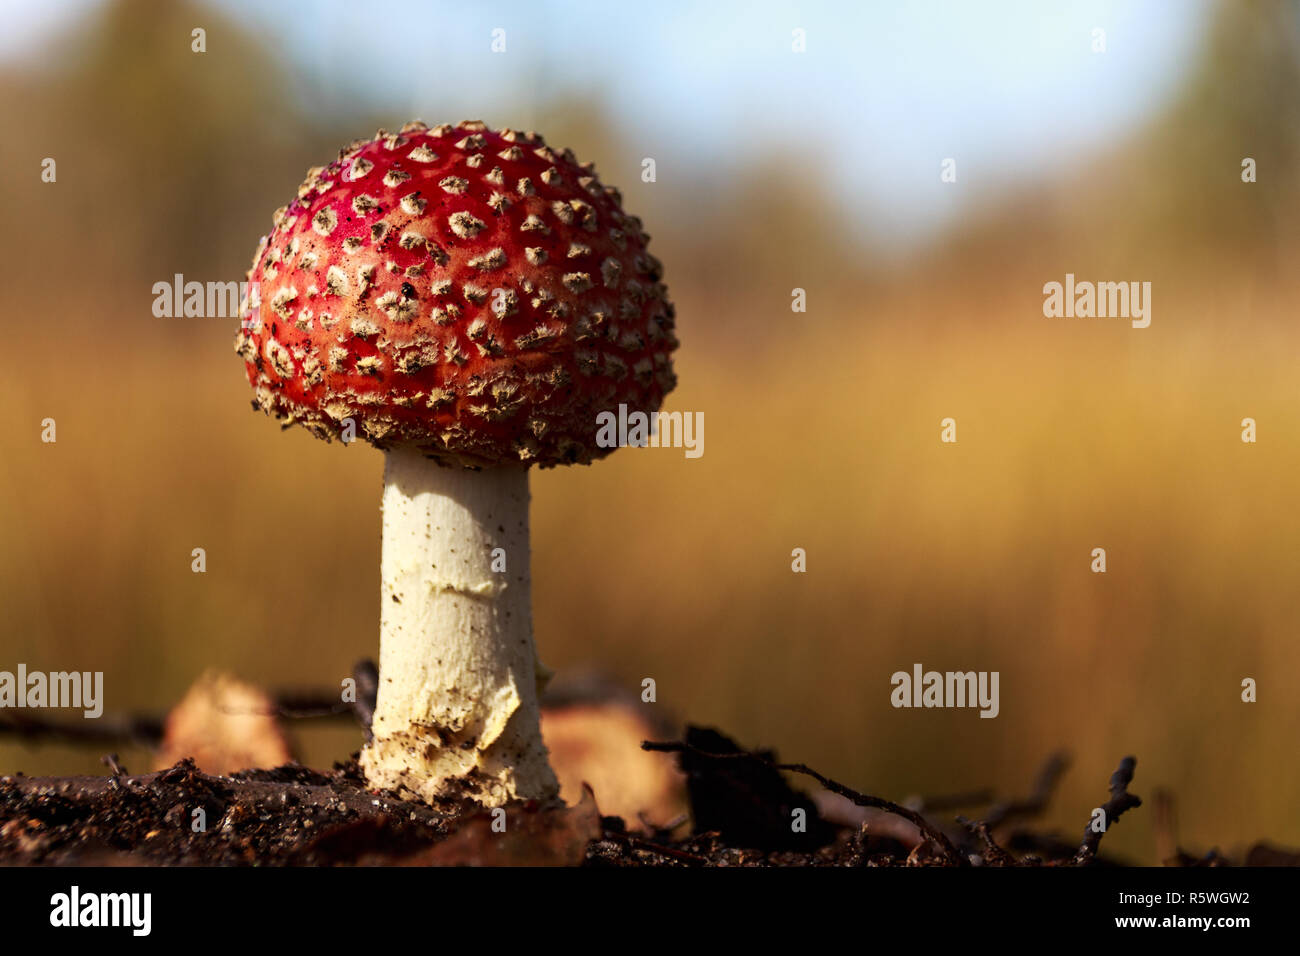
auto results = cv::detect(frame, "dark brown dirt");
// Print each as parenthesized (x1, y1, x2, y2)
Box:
(0, 730, 1293, 867)
(0, 760, 453, 865)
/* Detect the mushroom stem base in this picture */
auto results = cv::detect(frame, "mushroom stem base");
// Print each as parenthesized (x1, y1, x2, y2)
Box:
(360, 448, 558, 807)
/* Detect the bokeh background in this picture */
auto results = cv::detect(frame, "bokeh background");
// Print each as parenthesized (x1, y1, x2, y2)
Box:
(2, 0, 1298, 862)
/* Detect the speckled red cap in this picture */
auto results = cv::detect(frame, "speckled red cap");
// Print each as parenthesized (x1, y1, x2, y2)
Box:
(235, 120, 678, 467)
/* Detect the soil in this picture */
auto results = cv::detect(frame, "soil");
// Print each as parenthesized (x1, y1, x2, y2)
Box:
(0, 727, 1293, 867)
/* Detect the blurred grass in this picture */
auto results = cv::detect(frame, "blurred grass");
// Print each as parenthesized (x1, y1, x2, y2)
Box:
(1, 0, 1298, 864)
(4, 267, 1300, 862)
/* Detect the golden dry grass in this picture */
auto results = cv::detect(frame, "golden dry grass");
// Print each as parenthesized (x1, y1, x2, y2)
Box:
(3, 264, 1298, 862)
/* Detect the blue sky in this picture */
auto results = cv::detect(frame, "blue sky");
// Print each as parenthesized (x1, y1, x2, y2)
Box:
(0, 0, 1213, 245)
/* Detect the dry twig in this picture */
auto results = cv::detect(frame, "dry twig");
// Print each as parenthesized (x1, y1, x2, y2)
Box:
(1073, 756, 1141, 864)
(643, 738, 967, 866)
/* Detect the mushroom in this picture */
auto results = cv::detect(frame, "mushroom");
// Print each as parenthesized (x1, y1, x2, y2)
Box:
(234, 121, 678, 806)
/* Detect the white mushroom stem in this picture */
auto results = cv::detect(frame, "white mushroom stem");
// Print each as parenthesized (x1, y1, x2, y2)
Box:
(359, 446, 558, 806)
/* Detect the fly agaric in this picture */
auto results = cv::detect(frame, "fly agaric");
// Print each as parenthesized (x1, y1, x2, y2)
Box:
(234, 121, 677, 806)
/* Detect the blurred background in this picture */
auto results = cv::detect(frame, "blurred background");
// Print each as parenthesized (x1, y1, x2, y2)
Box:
(1, 0, 1298, 862)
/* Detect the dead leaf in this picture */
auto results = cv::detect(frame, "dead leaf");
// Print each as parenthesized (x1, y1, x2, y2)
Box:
(404, 787, 602, 867)
(541, 701, 686, 825)
(154, 670, 292, 774)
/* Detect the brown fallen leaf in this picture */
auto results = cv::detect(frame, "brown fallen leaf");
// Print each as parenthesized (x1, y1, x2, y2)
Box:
(541, 698, 686, 825)
(400, 787, 602, 867)
(153, 670, 292, 774)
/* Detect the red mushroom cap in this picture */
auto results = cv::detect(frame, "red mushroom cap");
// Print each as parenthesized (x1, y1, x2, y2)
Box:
(235, 120, 678, 467)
